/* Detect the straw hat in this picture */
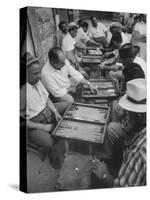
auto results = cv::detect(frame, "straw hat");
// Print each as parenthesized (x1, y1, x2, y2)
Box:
(119, 78, 146, 113)
(68, 22, 79, 30)
(21, 52, 40, 67)
(110, 22, 122, 30)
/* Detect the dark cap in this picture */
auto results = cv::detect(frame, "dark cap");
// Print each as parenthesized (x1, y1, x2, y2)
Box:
(119, 43, 140, 59)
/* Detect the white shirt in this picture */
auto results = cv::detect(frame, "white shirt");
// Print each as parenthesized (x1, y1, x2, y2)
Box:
(134, 22, 146, 35)
(121, 32, 130, 45)
(88, 22, 107, 38)
(20, 81, 48, 120)
(134, 56, 146, 77)
(62, 33, 76, 51)
(75, 27, 89, 44)
(41, 59, 83, 98)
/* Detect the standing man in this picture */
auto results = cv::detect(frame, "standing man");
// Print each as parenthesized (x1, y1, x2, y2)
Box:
(41, 47, 95, 104)
(88, 16, 108, 47)
(132, 14, 146, 61)
(55, 21, 68, 48)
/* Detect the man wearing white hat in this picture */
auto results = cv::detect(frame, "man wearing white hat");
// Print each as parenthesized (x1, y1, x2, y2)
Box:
(61, 22, 88, 78)
(62, 22, 78, 52)
(104, 78, 146, 159)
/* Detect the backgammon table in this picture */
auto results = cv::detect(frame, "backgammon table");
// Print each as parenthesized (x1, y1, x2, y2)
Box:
(52, 103, 111, 156)
(81, 79, 118, 101)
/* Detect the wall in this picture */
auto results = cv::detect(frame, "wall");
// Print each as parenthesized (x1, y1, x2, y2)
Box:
(34, 7, 56, 62)
(27, 7, 56, 66)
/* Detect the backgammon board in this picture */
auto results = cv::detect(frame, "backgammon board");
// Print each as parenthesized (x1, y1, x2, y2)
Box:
(81, 79, 117, 99)
(64, 103, 108, 124)
(52, 103, 110, 144)
(81, 57, 102, 64)
(85, 46, 103, 55)
(82, 55, 102, 59)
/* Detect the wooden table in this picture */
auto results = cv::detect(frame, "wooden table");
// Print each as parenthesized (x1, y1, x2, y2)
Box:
(52, 103, 110, 157)
(80, 55, 104, 79)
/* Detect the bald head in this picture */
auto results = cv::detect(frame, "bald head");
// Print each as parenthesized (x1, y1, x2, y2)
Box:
(48, 47, 66, 70)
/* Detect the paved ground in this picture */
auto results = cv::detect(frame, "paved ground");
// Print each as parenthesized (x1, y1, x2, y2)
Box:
(27, 151, 59, 193)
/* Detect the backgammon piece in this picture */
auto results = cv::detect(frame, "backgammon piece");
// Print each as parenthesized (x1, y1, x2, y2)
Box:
(65, 112, 73, 117)
(107, 89, 115, 93)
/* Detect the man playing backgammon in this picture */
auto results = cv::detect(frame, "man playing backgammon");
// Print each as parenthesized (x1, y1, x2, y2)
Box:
(20, 52, 69, 168)
(41, 47, 96, 104)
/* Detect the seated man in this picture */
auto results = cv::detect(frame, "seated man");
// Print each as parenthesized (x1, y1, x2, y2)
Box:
(74, 42, 91, 78)
(61, 21, 88, 78)
(20, 52, 69, 167)
(88, 16, 108, 47)
(41, 47, 95, 104)
(100, 32, 123, 73)
(111, 62, 145, 122)
(104, 78, 146, 159)
(76, 21, 101, 47)
(109, 22, 130, 45)
(55, 21, 68, 48)
(109, 43, 146, 94)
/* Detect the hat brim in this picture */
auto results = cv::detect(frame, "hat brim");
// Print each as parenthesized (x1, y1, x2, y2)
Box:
(133, 45, 140, 55)
(68, 25, 79, 30)
(110, 26, 122, 29)
(119, 45, 140, 59)
(119, 94, 146, 113)
(27, 57, 40, 66)
(110, 24, 122, 30)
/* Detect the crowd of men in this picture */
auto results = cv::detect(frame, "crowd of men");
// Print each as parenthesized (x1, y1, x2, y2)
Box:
(20, 13, 147, 181)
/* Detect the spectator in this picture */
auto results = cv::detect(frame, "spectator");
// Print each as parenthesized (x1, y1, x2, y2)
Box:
(55, 21, 68, 48)
(132, 14, 146, 61)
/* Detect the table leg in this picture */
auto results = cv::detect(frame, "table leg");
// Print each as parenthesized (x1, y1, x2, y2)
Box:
(65, 140, 69, 155)
(89, 144, 93, 158)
